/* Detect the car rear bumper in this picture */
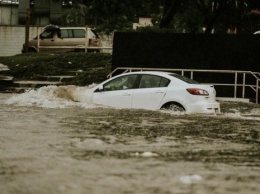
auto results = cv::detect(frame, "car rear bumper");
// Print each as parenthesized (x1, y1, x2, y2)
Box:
(187, 101, 220, 114)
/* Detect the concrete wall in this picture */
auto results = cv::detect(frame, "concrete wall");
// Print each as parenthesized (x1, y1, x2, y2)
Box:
(0, 26, 113, 56)
(0, 26, 42, 56)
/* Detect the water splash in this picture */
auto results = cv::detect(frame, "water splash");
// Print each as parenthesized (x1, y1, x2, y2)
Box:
(5, 85, 98, 109)
(5, 85, 260, 120)
(0, 63, 10, 71)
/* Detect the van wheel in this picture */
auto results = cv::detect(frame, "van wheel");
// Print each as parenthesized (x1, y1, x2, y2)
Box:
(161, 102, 185, 112)
(74, 49, 84, 52)
(87, 49, 100, 53)
(28, 48, 37, 53)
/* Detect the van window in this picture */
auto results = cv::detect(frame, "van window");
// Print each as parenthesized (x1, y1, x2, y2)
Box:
(73, 29, 85, 38)
(61, 29, 72, 38)
(60, 29, 85, 38)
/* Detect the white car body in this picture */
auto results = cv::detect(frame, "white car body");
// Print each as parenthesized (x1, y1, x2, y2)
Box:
(90, 71, 220, 114)
(253, 31, 260, 34)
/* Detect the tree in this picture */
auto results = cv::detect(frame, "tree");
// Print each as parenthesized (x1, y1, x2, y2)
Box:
(62, 0, 260, 34)
(159, 0, 185, 28)
(195, 0, 260, 34)
(194, 0, 230, 34)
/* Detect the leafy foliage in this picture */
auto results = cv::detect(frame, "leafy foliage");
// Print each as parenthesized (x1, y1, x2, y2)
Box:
(61, 0, 259, 34)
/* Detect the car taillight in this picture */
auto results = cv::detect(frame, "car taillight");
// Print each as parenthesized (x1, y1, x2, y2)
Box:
(186, 88, 209, 96)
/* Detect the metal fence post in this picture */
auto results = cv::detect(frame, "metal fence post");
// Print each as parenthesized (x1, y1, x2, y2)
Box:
(24, 8, 31, 53)
(256, 79, 259, 104)
(85, 26, 89, 53)
(242, 73, 246, 98)
(234, 72, 237, 98)
(37, 27, 40, 52)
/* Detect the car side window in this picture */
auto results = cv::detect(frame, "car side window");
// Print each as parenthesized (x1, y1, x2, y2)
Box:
(103, 75, 137, 91)
(139, 75, 170, 88)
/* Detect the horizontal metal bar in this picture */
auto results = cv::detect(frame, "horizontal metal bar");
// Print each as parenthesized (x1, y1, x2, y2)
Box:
(114, 67, 257, 74)
(38, 46, 112, 49)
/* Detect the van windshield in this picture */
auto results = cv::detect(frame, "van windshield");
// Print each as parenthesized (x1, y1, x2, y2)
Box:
(40, 30, 54, 39)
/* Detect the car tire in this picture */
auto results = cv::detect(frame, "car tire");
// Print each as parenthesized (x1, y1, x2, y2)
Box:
(162, 102, 185, 112)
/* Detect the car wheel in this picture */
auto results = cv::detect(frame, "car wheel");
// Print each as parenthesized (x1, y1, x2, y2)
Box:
(162, 103, 185, 112)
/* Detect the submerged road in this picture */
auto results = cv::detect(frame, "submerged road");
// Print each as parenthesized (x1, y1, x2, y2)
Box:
(0, 93, 260, 194)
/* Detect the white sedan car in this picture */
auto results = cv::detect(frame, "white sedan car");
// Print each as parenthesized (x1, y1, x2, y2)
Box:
(90, 71, 220, 114)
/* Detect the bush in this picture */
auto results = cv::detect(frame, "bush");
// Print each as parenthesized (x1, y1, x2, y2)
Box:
(0, 53, 112, 85)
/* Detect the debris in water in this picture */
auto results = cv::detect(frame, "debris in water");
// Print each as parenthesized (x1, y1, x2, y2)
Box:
(180, 174, 202, 184)
(131, 151, 159, 157)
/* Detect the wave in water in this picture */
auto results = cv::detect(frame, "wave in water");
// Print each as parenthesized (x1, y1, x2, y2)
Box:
(5, 85, 260, 120)
(5, 85, 99, 109)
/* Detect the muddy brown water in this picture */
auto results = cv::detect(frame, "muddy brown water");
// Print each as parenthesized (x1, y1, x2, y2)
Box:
(0, 93, 260, 194)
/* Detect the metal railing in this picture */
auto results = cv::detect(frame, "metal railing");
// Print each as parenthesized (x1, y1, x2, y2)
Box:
(108, 67, 260, 104)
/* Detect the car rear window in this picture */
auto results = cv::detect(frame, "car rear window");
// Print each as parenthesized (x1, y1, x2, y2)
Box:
(139, 75, 170, 88)
(169, 73, 199, 84)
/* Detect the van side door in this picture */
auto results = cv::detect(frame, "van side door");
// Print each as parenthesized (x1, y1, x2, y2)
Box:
(55, 29, 85, 52)
(38, 29, 57, 51)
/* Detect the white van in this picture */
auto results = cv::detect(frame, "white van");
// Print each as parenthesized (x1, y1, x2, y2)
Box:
(22, 25, 101, 53)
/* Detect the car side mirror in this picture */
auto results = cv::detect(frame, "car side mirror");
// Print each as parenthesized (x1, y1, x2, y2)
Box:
(97, 85, 104, 92)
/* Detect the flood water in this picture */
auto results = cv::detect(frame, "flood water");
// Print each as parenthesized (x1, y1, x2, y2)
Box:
(0, 86, 260, 194)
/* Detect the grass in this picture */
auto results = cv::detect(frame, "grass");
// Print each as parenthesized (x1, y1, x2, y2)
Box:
(0, 52, 112, 85)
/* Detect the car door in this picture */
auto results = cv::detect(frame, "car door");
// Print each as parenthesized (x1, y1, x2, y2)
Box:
(93, 75, 138, 109)
(131, 75, 169, 110)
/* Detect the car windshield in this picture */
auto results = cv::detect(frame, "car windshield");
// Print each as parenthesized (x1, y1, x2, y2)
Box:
(169, 73, 199, 84)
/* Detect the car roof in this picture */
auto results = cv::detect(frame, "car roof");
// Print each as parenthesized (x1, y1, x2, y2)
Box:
(43, 25, 92, 30)
(119, 71, 174, 77)
(60, 27, 91, 30)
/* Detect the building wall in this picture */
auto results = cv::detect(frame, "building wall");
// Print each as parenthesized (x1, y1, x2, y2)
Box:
(0, 26, 42, 56)
(133, 17, 152, 29)
(0, 5, 18, 25)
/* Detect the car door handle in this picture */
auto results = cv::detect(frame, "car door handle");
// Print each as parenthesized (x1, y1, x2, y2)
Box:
(155, 90, 164, 94)
(122, 93, 131, 96)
